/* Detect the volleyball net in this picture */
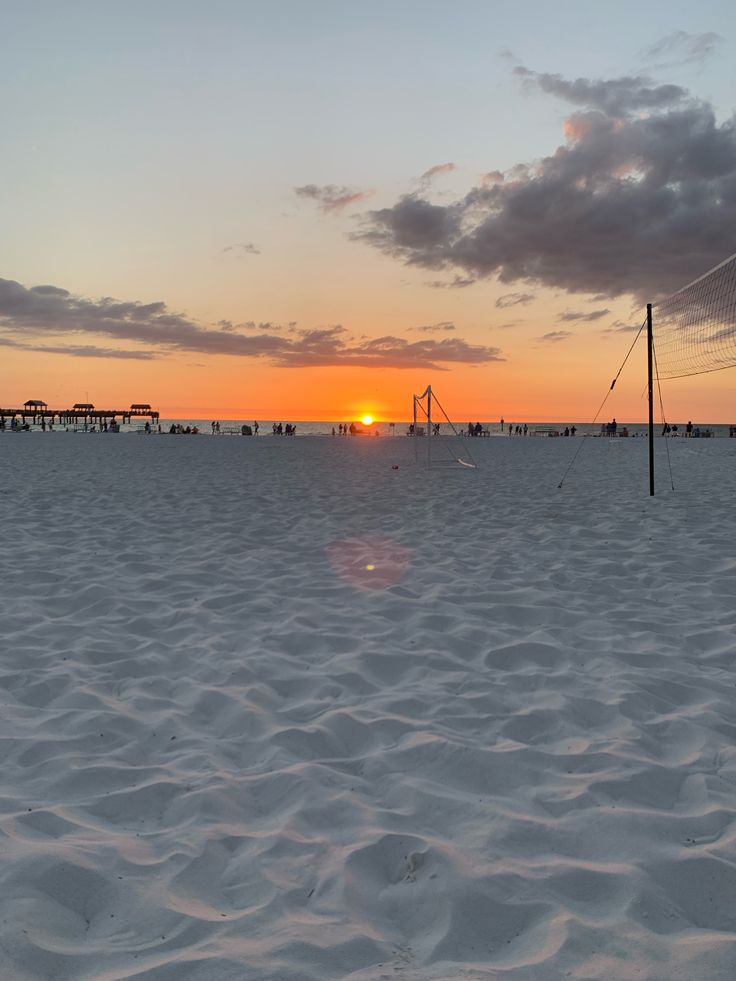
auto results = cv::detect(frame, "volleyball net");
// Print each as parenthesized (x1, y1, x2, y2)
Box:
(653, 252, 736, 380)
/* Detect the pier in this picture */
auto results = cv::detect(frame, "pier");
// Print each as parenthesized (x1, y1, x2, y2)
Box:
(0, 400, 159, 427)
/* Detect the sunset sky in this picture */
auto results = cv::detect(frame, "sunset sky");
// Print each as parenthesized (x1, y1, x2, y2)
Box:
(2, 0, 736, 421)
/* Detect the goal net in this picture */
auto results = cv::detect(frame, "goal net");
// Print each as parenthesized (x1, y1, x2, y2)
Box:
(411, 385, 477, 469)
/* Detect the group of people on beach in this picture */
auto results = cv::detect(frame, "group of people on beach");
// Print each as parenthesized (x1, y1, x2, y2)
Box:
(663, 420, 711, 437)
(211, 421, 258, 434)
(602, 420, 631, 436)
(3, 418, 32, 431)
(272, 422, 295, 435)
(498, 419, 530, 436)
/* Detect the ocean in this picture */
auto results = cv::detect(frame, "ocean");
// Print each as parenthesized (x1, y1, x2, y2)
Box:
(10, 418, 734, 438)
(150, 419, 733, 438)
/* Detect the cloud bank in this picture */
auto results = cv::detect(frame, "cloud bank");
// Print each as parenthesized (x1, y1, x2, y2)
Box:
(353, 69, 736, 302)
(0, 278, 502, 370)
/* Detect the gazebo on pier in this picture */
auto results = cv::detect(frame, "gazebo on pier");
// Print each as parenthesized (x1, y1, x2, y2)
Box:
(56, 402, 160, 426)
(23, 400, 48, 422)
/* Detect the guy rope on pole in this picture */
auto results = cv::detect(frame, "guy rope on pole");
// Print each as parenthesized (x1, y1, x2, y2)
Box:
(557, 318, 646, 489)
(647, 303, 655, 496)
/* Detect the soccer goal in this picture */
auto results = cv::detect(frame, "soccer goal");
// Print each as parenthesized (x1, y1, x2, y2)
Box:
(411, 385, 477, 469)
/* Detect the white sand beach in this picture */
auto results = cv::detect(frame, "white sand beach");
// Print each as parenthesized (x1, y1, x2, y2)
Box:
(2, 431, 736, 981)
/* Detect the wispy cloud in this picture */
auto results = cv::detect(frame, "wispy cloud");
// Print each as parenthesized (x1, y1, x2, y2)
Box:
(426, 275, 476, 289)
(558, 308, 610, 322)
(417, 162, 457, 190)
(294, 183, 373, 212)
(0, 336, 159, 359)
(538, 331, 573, 343)
(221, 243, 261, 256)
(215, 319, 295, 333)
(601, 319, 643, 334)
(0, 277, 503, 370)
(643, 31, 723, 69)
(496, 292, 535, 308)
(411, 321, 456, 333)
(420, 162, 457, 182)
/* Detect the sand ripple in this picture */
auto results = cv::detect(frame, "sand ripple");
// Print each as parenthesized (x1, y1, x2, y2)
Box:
(1, 433, 735, 978)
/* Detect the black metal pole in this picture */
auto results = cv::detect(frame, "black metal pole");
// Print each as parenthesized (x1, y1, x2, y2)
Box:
(647, 302, 654, 496)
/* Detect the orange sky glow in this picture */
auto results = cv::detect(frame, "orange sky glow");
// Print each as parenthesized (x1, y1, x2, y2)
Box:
(2, 338, 734, 424)
(2, 9, 735, 426)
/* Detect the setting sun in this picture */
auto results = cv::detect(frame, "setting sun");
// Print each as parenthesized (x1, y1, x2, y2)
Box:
(361, 414, 373, 426)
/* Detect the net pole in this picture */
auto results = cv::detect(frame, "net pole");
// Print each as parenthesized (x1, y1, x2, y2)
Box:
(427, 385, 432, 469)
(647, 302, 655, 497)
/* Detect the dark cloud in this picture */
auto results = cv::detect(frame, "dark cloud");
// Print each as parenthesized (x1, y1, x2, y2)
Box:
(353, 68, 736, 302)
(221, 243, 260, 256)
(412, 321, 456, 333)
(557, 308, 610, 322)
(538, 331, 573, 343)
(0, 277, 205, 343)
(294, 184, 372, 212)
(0, 277, 501, 369)
(31, 284, 71, 297)
(643, 31, 723, 68)
(355, 195, 464, 257)
(496, 292, 535, 308)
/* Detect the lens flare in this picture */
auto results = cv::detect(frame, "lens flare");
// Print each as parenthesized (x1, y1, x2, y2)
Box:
(327, 537, 412, 590)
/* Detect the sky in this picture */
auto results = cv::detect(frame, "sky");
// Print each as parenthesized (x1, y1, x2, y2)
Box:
(2, 0, 736, 422)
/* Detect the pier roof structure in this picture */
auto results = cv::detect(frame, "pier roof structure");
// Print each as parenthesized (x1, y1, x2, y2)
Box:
(1, 401, 159, 424)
